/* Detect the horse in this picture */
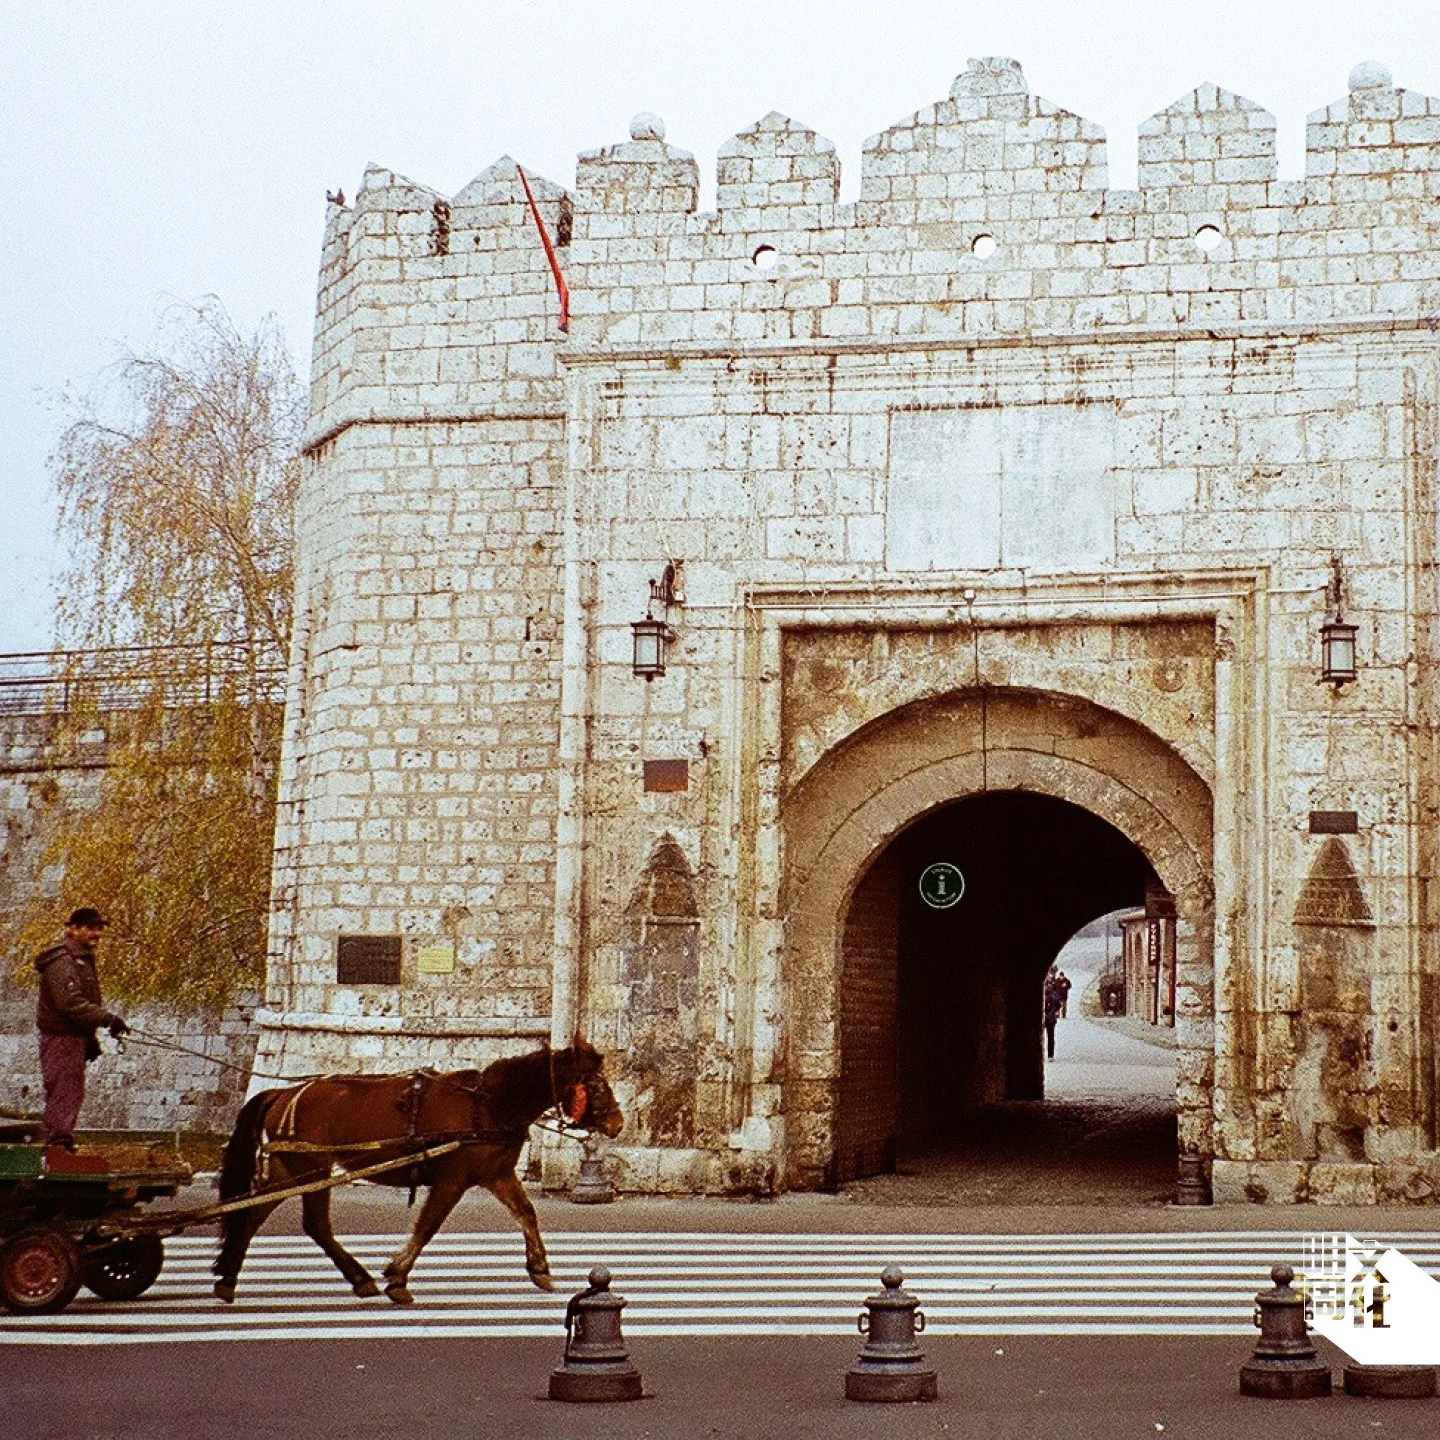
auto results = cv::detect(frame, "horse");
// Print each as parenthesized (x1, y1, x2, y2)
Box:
(212, 1038, 622, 1304)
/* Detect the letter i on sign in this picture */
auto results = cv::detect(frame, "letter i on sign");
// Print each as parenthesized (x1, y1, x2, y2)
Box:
(919, 862, 965, 910)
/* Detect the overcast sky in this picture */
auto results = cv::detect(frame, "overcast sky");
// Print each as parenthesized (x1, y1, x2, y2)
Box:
(3, 1, 1439, 654)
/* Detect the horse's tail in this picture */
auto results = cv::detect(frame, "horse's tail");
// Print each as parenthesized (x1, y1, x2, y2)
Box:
(218, 1088, 276, 1202)
(213, 1088, 283, 1287)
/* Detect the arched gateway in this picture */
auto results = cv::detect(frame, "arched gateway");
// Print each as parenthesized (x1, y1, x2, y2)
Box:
(781, 687, 1213, 1190)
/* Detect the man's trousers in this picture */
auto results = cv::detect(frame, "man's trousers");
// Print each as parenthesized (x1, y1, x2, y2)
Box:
(38, 1032, 89, 1147)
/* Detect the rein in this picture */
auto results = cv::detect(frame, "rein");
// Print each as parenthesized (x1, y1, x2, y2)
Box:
(125, 1030, 596, 1161)
(118, 1026, 325, 1082)
(122, 1030, 586, 1140)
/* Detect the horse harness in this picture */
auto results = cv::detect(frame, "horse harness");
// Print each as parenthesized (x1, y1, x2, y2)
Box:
(258, 1063, 592, 1192)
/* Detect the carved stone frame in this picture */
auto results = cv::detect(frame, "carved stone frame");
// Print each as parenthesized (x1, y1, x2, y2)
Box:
(732, 569, 1260, 1189)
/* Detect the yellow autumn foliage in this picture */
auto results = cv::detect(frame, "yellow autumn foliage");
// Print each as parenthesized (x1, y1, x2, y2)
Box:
(4, 299, 300, 1011)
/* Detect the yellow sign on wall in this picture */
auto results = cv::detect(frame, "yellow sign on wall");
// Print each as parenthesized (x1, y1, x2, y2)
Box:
(415, 943, 455, 974)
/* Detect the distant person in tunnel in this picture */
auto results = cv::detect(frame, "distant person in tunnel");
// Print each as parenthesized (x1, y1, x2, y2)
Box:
(1043, 973, 1065, 1060)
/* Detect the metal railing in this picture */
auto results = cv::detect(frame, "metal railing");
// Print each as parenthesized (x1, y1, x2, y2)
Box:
(0, 643, 287, 716)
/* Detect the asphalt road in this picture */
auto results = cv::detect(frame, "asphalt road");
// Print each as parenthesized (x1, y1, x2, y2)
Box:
(6, 1210, 1439, 1437)
(8, 956, 1433, 1438)
(3, 1333, 1434, 1440)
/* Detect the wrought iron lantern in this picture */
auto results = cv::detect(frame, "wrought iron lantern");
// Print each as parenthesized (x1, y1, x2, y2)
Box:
(631, 564, 679, 679)
(1320, 614, 1358, 687)
(1319, 553, 1357, 688)
(631, 615, 673, 679)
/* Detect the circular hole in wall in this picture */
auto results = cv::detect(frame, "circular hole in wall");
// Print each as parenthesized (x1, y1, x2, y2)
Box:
(1194, 225, 1224, 252)
(751, 245, 779, 270)
(971, 233, 997, 259)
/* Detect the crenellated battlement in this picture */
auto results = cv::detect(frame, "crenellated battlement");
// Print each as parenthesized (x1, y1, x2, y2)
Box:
(859, 56, 1108, 205)
(306, 155, 572, 447)
(1138, 84, 1275, 194)
(718, 112, 840, 213)
(305, 56, 1440, 442)
(317, 57, 1440, 238)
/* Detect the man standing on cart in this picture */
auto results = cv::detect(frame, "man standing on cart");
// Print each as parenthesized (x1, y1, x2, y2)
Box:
(34, 907, 128, 1167)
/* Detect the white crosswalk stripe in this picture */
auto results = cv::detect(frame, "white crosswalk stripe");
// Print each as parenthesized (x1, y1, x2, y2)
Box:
(4, 1231, 1437, 1346)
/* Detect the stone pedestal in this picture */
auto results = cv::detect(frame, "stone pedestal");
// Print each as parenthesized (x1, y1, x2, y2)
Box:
(1343, 1365, 1437, 1398)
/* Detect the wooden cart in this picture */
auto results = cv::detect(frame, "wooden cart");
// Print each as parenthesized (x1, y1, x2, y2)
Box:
(0, 1122, 191, 1314)
(0, 1122, 463, 1315)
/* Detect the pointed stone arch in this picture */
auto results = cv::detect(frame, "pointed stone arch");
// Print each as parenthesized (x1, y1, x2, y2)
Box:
(620, 834, 702, 1148)
(629, 833, 700, 921)
(1293, 837, 1374, 928)
(1290, 836, 1377, 1167)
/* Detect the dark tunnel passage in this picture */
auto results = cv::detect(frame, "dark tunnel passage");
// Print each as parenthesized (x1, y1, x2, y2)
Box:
(834, 789, 1162, 1182)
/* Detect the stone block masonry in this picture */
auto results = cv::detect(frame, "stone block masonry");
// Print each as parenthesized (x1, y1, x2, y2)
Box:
(267, 56, 1440, 1201)
(0, 711, 256, 1132)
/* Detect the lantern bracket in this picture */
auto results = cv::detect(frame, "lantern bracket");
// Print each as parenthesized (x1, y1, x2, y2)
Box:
(631, 562, 682, 680)
(1319, 553, 1358, 689)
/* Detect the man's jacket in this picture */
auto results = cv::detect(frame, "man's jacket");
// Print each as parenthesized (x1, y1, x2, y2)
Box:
(34, 941, 116, 1038)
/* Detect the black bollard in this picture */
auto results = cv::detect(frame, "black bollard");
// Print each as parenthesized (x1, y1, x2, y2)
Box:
(549, 1266, 643, 1402)
(569, 1136, 615, 1205)
(1343, 1365, 1437, 1398)
(1175, 1152, 1211, 1206)
(844, 1266, 938, 1402)
(1239, 1264, 1332, 1398)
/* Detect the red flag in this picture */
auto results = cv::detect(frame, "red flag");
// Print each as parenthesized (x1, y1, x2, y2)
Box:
(517, 164, 569, 333)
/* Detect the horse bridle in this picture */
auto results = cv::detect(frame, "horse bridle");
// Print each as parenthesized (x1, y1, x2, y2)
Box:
(547, 1048, 592, 1134)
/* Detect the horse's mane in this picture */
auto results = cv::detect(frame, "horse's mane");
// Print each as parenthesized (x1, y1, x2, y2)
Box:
(479, 1043, 559, 1129)
(481, 1044, 549, 1085)
(477, 1040, 599, 1129)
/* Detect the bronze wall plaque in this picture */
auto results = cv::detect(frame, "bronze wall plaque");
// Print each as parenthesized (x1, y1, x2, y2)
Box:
(643, 759, 690, 792)
(336, 934, 402, 984)
(1309, 811, 1359, 834)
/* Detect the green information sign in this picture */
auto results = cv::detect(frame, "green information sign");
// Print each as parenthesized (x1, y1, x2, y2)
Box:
(918, 862, 965, 910)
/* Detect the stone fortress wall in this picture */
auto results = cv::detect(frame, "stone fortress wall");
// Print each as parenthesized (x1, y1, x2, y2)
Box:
(267, 58, 1440, 1201)
(0, 712, 255, 1132)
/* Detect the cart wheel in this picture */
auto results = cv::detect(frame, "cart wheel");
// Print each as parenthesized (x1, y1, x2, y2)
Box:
(82, 1234, 165, 1301)
(0, 1227, 84, 1314)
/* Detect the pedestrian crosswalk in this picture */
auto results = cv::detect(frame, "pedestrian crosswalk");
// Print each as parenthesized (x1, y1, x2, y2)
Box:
(5, 1230, 1438, 1346)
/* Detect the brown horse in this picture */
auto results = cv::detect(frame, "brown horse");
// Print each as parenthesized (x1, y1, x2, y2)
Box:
(212, 1039, 622, 1304)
